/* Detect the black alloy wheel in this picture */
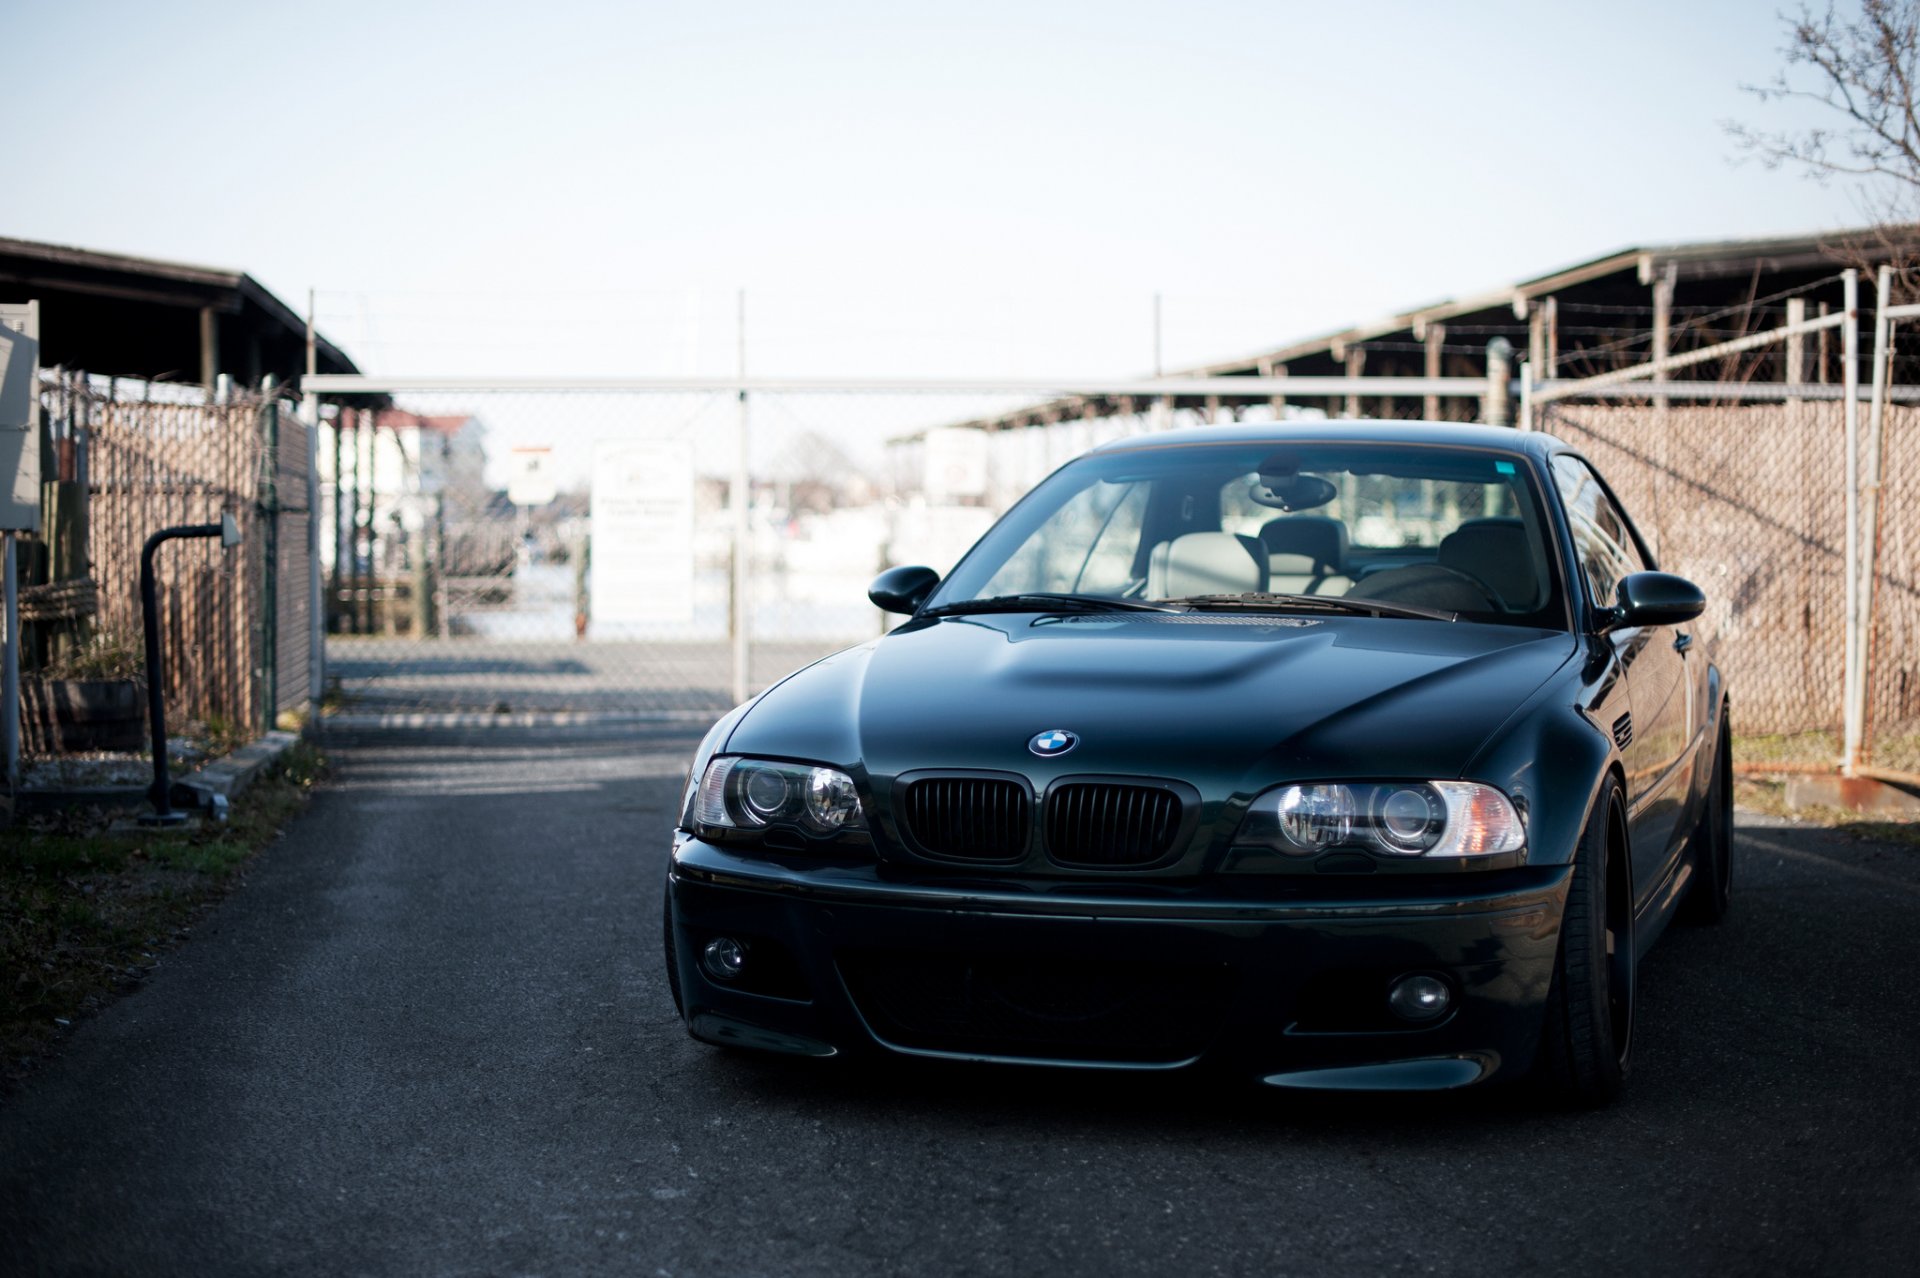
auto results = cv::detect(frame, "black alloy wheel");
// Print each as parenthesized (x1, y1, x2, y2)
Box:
(1534, 777, 1633, 1107)
(1679, 706, 1734, 925)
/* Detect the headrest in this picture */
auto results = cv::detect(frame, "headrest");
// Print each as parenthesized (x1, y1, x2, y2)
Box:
(1437, 518, 1540, 610)
(1148, 532, 1268, 598)
(1258, 516, 1348, 571)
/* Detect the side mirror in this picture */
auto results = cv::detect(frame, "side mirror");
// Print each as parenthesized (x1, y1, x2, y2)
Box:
(1605, 571, 1705, 631)
(869, 565, 940, 615)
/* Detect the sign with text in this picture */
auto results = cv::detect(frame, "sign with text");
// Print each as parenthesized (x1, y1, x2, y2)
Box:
(923, 426, 989, 503)
(0, 301, 41, 532)
(507, 445, 556, 507)
(590, 439, 694, 625)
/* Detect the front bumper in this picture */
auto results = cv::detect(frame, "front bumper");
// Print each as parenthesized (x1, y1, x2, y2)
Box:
(667, 838, 1572, 1090)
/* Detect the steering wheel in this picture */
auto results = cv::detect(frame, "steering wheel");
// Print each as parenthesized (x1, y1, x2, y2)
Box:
(1347, 564, 1500, 613)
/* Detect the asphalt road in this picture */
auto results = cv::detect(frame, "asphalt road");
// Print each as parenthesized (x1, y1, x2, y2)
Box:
(2, 725, 1917, 1276)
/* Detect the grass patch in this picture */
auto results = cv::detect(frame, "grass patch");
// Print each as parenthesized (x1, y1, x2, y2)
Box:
(0, 741, 326, 1091)
(1734, 730, 1840, 767)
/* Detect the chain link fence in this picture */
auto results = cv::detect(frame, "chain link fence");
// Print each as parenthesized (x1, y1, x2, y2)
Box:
(21, 373, 311, 749)
(314, 388, 1099, 719)
(1539, 400, 1918, 774)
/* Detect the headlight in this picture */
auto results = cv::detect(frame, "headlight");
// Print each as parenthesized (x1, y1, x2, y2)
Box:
(694, 757, 868, 838)
(1236, 781, 1523, 859)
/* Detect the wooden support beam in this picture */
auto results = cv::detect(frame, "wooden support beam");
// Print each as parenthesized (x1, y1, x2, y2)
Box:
(1344, 349, 1365, 419)
(1652, 264, 1676, 414)
(1545, 297, 1559, 373)
(1258, 358, 1286, 419)
(198, 306, 219, 391)
(1423, 325, 1446, 420)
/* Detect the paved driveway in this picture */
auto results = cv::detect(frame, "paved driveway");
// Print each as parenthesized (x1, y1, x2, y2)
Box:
(2, 725, 1915, 1275)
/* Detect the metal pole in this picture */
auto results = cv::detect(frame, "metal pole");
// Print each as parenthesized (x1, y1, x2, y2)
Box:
(303, 394, 324, 710)
(730, 289, 750, 705)
(3, 533, 16, 793)
(1517, 360, 1533, 432)
(1842, 268, 1862, 775)
(140, 522, 229, 825)
(261, 378, 280, 732)
(305, 291, 325, 705)
(1856, 266, 1893, 767)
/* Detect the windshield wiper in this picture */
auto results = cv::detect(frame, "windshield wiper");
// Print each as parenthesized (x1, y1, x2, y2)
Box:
(921, 592, 1180, 618)
(1165, 592, 1458, 623)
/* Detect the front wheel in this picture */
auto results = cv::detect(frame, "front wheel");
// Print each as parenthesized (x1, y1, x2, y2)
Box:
(1533, 778, 1633, 1107)
(1679, 706, 1733, 925)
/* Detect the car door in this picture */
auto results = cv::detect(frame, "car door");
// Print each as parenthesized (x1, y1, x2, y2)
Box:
(1552, 456, 1694, 910)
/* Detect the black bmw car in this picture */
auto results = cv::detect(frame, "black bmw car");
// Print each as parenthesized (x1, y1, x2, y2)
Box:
(664, 422, 1731, 1106)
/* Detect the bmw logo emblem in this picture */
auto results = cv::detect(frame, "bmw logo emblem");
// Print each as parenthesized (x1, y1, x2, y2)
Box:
(1029, 729, 1078, 757)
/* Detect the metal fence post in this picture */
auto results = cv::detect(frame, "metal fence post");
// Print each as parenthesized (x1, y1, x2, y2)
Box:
(260, 376, 280, 733)
(1857, 266, 1894, 767)
(1841, 269, 1862, 775)
(730, 289, 750, 706)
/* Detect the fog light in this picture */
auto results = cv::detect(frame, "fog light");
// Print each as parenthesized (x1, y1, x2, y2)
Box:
(702, 937, 746, 981)
(1388, 974, 1451, 1022)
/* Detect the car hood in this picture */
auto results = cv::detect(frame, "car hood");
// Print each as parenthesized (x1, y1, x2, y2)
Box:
(726, 612, 1578, 795)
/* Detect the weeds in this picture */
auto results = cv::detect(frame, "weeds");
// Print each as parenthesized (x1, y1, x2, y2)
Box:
(0, 741, 326, 1089)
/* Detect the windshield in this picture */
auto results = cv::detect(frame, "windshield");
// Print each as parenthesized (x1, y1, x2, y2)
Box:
(926, 440, 1567, 628)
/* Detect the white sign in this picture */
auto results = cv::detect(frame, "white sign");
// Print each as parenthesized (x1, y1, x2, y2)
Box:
(591, 439, 694, 625)
(923, 426, 989, 502)
(0, 302, 41, 533)
(507, 445, 556, 507)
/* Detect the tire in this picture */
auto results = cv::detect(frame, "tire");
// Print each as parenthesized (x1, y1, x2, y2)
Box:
(1679, 706, 1734, 925)
(1533, 778, 1633, 1107)
(662, 883, 685, 1019)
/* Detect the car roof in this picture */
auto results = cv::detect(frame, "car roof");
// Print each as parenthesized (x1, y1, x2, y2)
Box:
(1088, 420, 1568, 459)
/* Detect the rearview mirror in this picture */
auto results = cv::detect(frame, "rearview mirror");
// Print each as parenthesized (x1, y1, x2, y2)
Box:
(869, 565, 940, 615)
(1605, 572, 1705, 631)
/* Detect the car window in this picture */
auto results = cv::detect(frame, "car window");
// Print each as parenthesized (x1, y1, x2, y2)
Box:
(979, 479, 1148, 596)
(933, 442, 1569, 629)
(1551, 456, 1647, 609)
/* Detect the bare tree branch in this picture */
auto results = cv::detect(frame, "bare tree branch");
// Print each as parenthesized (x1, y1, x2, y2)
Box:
(1728, 2, 1920, 198)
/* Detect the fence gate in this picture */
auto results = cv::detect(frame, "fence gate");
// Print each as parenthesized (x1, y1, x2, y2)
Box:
(301, 373, 1499, 724)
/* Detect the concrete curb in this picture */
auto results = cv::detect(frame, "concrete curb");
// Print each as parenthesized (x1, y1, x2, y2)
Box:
(175, 730, 304, 808)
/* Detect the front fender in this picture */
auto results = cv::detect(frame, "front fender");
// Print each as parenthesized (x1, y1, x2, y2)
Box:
(1463, 674, 1618, 871)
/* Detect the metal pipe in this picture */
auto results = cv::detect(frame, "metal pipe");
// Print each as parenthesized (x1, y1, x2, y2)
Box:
(1533, 310, 1850, 403)
(1731, 759, 1840, 775)
(1858, 266, 1894, 769)
(1842, 269, 1861, 776)
(140, 519, 239, 825)
(300, 374, 1493, 397)
(1526, 381, 1920, 402)
(1856, 763, 1920, 790)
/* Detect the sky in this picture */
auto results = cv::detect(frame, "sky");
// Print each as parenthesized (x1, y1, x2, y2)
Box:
(1, 0, 1873, 386)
